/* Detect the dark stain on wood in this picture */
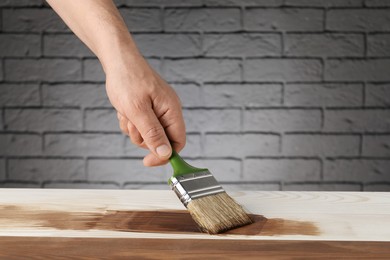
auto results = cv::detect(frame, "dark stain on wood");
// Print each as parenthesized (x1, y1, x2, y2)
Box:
(0, 205, 319, 236)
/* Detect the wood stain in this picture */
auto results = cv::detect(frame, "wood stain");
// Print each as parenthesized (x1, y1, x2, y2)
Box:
(0, 206, 319, 236)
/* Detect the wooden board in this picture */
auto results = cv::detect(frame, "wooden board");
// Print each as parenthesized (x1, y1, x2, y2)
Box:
(0, 189, 389, 258)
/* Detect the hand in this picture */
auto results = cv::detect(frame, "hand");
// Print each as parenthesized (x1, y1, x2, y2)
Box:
(105, 54, 186, 167)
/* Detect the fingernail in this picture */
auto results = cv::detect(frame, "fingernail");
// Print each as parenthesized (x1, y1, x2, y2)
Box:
(156, 144, 171, 157)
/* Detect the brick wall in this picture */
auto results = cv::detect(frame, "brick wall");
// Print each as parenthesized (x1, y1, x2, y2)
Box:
(0, 0, 389, 191)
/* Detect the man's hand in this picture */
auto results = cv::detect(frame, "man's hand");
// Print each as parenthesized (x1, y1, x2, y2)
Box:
(46, 0, 186, 166)
(106, 55, 185, 166)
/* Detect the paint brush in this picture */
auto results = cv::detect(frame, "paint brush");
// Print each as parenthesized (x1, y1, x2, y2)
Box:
(168, 150, 252, 234)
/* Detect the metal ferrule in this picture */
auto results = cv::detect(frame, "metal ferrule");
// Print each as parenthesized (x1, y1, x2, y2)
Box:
(169, 171, 225, 207)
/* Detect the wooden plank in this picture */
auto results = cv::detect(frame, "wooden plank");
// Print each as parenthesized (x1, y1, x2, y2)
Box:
(0, 189, 389, 258)
(1, 237, 390, 259)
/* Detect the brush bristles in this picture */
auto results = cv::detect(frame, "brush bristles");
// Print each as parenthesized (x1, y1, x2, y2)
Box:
(187, 192, 252, 234)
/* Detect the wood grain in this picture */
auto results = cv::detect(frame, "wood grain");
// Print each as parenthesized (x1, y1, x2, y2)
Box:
(0, 189, 389, 258)
(1, 237, 390, 259)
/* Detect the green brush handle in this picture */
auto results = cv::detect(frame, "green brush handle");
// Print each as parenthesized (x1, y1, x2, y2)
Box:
(169, 150, 207, 179)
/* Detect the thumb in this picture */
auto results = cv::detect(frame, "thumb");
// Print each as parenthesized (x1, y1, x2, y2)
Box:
(129, 106, 172, 159)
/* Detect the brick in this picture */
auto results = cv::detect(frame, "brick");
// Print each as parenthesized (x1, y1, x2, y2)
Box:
(165, 8, 240, 32)
(327, 9, 390, 32)
(44, 134, 127, 156)
(244, 59, 322, 81)
(146, 58, 162, 74)
(42, 83, 110, 108)
(366, 84, 390, 106)
(122, 141, 149, 157)
(8, 159, 85, 182)
(43, 182, 119, 189)
(3, 9, 69, 32)
(5, 109, 82, 132)
(244, 159, 321, 181)
(245, 9, 323, 31)
(0, 84, 40, 106)
(185, 159, 241, 181)
(324, 109, 390, 132)
(0, 34, 41, 57)
(83, 59, 105, 81)
(87, 159, 167, 183)
(223, 183, 281, 191)
(120, 8, 162, 32)
(124, 183, 168, 190)
(284, 83, 363, 107)
(173, 134, 202, 157)
(203, 33, 281, 57)
(285, 34, 364, 57)
(365, 0, 390, 6)
(114, 0, 160, 6)
(283, 134, 360, 156)
(362, 135, 390, 157)
(203, 0, 283, 6)
(183, 109, 240, 132)
(284, 0, 362, 6)
(204, 134, 279, 157)
(0, 182, 40, 188)
(203, 84, 282, 107)
(324, 159, 390, 182)
(0, 0, 42, 6)
(367, 34, 390, 56)
(133, 34, 201, 57)
(5, 59, 81, 82)
(116, 0, 203, 6)
(326, 59, 390, 81)
(44, 34, 93, 57)
(162, 59, 241, 82)
(364, 184, 390, 191)
(171, 84, 201, 107)
(0, 134, 42, 156)
(283, 183, 361, 191)
(85, 109, 119, 132)
(244, 109, 322, 132)
(0, 159, 5, 180)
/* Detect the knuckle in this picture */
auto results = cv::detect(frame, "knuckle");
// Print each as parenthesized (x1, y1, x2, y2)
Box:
(129, 135, 143, 146)
(143, 126, 165, 142)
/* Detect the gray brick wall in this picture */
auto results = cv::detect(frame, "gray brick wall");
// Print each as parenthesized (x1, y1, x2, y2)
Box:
(1, 0, 389, 191)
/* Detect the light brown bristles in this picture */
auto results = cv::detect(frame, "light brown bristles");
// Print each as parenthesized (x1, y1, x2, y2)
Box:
(187, 192, 253, 234)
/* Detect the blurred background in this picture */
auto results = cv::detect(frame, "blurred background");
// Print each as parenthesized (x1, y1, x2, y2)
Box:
(0, 0, 389, 191)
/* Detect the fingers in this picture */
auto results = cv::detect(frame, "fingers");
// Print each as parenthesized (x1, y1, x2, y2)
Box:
(127, 120, 146, 148)
(127, 105, 172, 160)
(117, 112, 129, 135)
(143, 152, 169, 167)
(118, 112, 147, 149)
(159, 110, 186, 154)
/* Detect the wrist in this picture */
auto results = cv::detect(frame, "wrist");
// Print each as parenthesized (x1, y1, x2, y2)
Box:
(97, 33, 145, 76)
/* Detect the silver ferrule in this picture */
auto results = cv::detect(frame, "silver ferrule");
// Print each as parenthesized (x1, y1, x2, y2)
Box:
(169, 171, 225, 207)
